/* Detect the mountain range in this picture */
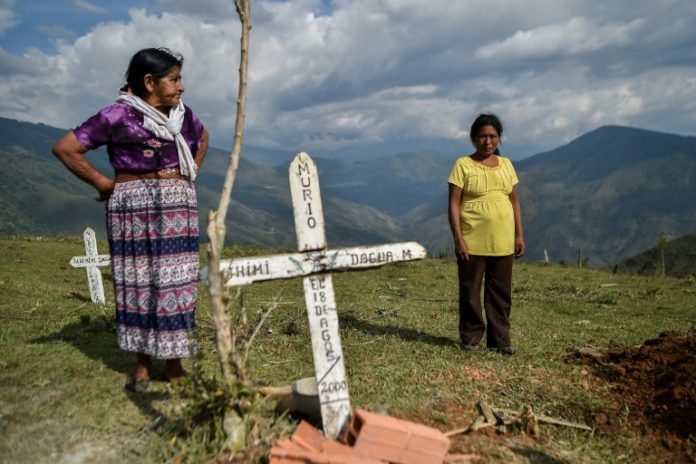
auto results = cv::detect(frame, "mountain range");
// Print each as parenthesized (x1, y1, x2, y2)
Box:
(1, 116, 695, 266)
(618, 233, 696, 278)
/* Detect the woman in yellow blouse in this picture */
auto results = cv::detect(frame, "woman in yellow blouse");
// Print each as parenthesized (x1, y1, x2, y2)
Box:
(447, 113, 525, 354)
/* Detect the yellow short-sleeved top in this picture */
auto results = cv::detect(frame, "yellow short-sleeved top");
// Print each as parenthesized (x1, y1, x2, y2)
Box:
(448, 155, 519, 256)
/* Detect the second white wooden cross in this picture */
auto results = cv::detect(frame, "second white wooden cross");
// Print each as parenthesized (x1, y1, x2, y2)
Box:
(69, 227, 111, 305)
(204, 152, 426, 438)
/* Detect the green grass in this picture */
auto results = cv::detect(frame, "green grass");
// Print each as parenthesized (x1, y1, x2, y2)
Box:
(1, 236, 695, 463)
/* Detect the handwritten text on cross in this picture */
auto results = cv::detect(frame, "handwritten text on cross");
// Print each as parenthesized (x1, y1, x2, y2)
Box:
(69, 227, 111, 305)
(207, 152, 426, 438)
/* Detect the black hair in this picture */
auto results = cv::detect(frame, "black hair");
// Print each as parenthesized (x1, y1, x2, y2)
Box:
(470, 113, 504, 155)
(121, 47, 184, 97)
(470, 113, 503, 142)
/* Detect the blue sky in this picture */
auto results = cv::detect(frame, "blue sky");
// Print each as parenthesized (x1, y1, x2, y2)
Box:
(2, 1, 161, 54)
(1, 0, 695, 159)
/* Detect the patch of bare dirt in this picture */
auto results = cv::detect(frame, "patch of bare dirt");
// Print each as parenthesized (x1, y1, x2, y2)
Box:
(568, 331, 696, 462)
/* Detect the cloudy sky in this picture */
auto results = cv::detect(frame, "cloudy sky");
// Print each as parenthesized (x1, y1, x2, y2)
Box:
(1, 0, 695, 159)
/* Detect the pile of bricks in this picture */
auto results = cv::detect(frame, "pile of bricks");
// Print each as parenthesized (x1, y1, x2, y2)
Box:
(269, 408, 451, 464)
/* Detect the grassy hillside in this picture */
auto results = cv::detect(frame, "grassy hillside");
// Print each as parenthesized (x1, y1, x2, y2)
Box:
(516, 126, 696, 266)
(618, 233, 696, 278)
(314, 151, 456, 216)
(406, 126, 696, 265)
(0, 148, 108, 236)
(1, 236, 695, 462)
(3, 117, 695, 268)
(0, 116, 404, 249)
(0, 116, 68, 156)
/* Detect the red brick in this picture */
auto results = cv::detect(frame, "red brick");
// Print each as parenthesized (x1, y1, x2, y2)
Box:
(322, 439, 383, 464)
(292, 420, 326, 452)
(443, 453, 483, 462)
(269, 420, 385, 464)
(268, 457, 305, 464)
(400, 448, 448, 464)
(345, 409, 450, 464)
(269, 447, 313, 464)
(403, 421, 450, 456)
(346, 409, 410, 461)
(275, 439, 296, 450)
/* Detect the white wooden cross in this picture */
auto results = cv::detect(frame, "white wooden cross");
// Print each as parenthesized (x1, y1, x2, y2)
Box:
(69, 227, 111, 305)
(203, 152, 426, 439)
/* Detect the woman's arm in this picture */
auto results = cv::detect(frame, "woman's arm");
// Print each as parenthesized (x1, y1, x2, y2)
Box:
(52, 132, 114, 202)
(448, 183, 469, 261)
(194, 128, 209, 170)
(509, 186, 525, 257)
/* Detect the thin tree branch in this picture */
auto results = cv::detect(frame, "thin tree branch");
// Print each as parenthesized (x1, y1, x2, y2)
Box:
(243, 290, 284, 366)
(206, 0, 251, 389)
(217, 0, 251, 223)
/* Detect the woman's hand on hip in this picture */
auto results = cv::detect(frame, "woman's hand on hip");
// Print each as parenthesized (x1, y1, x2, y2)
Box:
(52, 131, 114, 201)
(95, 179, 115, 202)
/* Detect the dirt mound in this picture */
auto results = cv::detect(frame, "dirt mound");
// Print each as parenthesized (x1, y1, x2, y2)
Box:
(568, 331, 696, 450)
(601, 332, 696, 438)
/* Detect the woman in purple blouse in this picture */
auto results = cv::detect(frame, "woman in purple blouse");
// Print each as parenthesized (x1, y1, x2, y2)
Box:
(53, 48, 209, 392)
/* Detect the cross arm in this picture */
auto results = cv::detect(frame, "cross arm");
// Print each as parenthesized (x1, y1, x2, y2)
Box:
(70, 255, 112, 268)
(200, 241, 427, 287)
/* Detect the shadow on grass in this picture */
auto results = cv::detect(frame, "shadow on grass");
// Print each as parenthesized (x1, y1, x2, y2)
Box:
(30, 317, 171, 422)
(68, 291, 93, 303)
(505, 440, 568, 464)
(125, 389, 172, 424)
(31, 316, 126, 373)
(339, 313, 459, 348)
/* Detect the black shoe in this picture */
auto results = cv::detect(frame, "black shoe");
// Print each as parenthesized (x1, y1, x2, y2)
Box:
(125, 374, 150, 392)
(461, 343, 481, 352)
(497, 346, 517, 355)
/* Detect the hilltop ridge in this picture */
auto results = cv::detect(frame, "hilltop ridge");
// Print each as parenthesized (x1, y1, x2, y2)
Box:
(1, 116, 695, 265)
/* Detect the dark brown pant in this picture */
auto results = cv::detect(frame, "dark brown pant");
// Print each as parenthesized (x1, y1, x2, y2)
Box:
(457, 254, 513, 348)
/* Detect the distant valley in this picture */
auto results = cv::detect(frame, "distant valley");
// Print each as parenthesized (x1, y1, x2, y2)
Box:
(618, 233, 696, 278)
(1, 117, 695, 267)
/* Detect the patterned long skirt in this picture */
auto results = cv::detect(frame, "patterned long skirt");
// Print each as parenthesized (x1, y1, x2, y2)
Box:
(107, 178, 199, 359)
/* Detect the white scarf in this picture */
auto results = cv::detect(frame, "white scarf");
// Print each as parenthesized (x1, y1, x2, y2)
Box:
(116, 92, 197, 181)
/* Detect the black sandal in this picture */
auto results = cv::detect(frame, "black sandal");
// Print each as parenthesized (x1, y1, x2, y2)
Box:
(125, 374, 150, 392)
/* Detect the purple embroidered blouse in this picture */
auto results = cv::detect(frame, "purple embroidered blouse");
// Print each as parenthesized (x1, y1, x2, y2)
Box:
(73, 102, 205, 172)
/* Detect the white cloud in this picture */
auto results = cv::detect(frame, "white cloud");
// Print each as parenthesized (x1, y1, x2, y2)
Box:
(474, 17, 646, 60)
(262, 85, 476, 150)
(496, 83, 645, 146)
(73, 0, 108, 14)
(0, 48, 38, 76)
(0, 0, 17, 37)
(0, 0, 695, 156)
(155, 0, 235, 18)
(487, 67, 696, 148)
(37, 25, 79, 42)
